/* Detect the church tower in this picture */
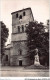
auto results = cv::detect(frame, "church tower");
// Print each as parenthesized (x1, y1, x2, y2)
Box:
(11, 8, 34, 66)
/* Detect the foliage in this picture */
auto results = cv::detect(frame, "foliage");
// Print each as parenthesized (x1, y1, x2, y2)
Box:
(1, 21, 9, 59)
(26, 21, 49, 66)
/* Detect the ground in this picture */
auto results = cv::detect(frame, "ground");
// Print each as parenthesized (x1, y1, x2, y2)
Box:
(0, 65, 49, 77)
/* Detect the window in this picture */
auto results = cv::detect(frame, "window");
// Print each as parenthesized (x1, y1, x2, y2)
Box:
(19, 15, 22, 19)
(18, 26, 20, 32)
(25, 24, 28, 27)
(20, 49, 22, 55)
(22, 25, 24, 32)
(6, 55, 8, 61)
(16, 13, 18, 18)
(23, 12, 25, 16)
(19, 49, 22, 55)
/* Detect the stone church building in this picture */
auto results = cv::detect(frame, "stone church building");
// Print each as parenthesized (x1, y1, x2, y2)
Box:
(3, 8, 35, 66)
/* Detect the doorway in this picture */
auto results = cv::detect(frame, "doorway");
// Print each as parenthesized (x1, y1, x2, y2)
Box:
(19, 60, 22, 66)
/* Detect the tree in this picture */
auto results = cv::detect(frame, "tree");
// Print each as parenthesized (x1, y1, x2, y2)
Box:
(26, 21, 49, 66)
(38, 20, 49, 66)
(26, 21, 41, 63)
(38, 32, 49, 66)
(46, 19, 49, 32)
(47, 19, 49, 25)
(1, 21, 9, 59)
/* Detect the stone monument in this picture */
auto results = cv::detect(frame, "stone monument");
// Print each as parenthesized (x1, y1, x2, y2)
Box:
(34, 48, 40, 65)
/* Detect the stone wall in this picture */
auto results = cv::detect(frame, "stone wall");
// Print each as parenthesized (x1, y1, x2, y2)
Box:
(12, 41, 28, 55)
(2, 49, 10, 65)
(10, 41, 33, 66)
(11, 33, 27, 41)
(12, 8, 34, 34)
(10, 55, 32, 66)
(12, 8, 33, 26)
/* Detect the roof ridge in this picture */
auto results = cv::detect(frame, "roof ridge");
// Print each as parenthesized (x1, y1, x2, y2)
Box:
(11, 7, 31, 14)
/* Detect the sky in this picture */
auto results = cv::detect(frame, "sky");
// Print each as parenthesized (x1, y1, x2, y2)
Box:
(0, 0, 49, 45)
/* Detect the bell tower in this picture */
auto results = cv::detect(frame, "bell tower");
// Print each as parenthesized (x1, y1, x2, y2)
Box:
(11, 8, 34, 66)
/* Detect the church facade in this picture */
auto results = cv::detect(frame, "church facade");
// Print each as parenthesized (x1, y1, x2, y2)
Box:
(3, 8, 34, 66)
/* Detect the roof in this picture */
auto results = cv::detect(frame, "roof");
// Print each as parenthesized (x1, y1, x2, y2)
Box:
(5, 44, 13, 49)
(11, 7, 31, 14)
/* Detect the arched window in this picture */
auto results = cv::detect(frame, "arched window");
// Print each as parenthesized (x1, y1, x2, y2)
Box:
(22, 25, 24, 32)
(19, 49, 22, 55)
(20, 49, 22, 55)
(23, 12, 25, 16)
(19, 15, 22, 19)
(6, 55, 8, 61)
(16, 13, 18, 18)
(18, 26, 20, 32)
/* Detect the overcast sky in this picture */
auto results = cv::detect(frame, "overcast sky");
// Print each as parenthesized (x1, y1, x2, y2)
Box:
(1, 0, 49, 45)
